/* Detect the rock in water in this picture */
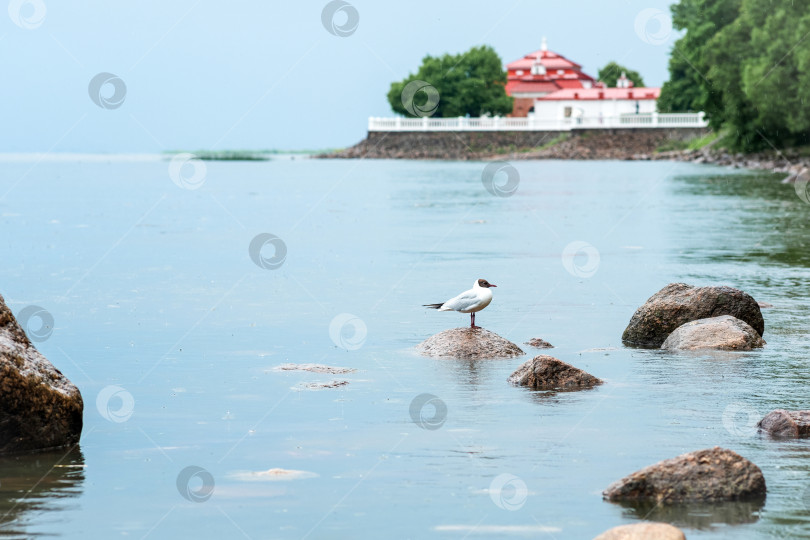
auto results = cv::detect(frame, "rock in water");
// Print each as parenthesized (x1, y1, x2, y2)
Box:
(661, 315, 765, 351)
(603, 447, 766, 503)
(415, 328, 523, 359)
(525, 337, 554, 349)
(757, 409, 810, 438)
(508, 355, 602, 391)
(0, 295, 83, 454)
(622, 283, 764, 348)
(592, 523, 686, 540)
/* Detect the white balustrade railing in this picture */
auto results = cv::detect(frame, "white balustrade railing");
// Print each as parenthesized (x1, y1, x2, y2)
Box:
(368, 112, 707, 132)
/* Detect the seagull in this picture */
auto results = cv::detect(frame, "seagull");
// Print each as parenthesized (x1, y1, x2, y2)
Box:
(424, 278, 497, 328)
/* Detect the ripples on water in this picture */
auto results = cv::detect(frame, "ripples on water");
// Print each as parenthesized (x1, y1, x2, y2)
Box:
(0, 156, 809, 538)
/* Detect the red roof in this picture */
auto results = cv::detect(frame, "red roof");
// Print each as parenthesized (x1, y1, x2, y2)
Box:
(506, 50, 580, 70)
(538, 87, 661, 101)
(504, 45, 596, 100)
(506, 81, 561, 95)
(555, 79, 586, 89)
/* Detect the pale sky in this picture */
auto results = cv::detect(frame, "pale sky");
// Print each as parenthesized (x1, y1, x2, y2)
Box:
(1, 0, 678, 152)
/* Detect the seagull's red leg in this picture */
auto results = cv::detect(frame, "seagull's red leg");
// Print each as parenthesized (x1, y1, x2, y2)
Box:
(471, 313, 477, 328)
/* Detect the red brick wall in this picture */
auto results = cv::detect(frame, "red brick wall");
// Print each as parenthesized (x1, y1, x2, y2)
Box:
(510, 97, 535, 118)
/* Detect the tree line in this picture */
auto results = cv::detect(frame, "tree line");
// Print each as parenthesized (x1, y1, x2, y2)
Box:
(658, 0, 810, 150)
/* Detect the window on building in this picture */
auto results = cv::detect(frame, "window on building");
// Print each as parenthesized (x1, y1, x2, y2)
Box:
(564, 106, 572, 118)
(516, 70, 524, 76)
(531, 64, 546, 75)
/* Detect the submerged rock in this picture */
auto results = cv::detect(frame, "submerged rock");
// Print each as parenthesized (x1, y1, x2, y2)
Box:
(757, 409, 810, 438)
(416, 327, 524, 359)
(525, 337, 554, 349)
(592, 523, 685, 540)
(273, 363, 356, 374)
(603, 447, 766, 503)
(508, 355, 602, 391)
(301, 380, 349, 390)
(661, 315, 765, 351)
(622, 283, 764, 348)
(228, 468, 318, 482)
(0, 294, 83, 454)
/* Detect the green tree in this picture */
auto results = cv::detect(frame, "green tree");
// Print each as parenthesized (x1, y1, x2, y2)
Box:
(387, 45, 513, 118)
(736, 0, 810, 148)
(657, 0, 740, 118)
(596, 62, 645, 88)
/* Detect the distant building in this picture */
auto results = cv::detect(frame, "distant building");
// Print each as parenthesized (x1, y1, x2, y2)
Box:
(505, 37, 596, 117)
(505, 39, 661, 123)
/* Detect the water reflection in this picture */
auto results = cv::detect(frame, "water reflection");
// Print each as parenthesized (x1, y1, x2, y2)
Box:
(519, 386, 600, 406)
(611, 498, 764, 530)
(436, 356, 515, 388)
(0, 447, 85, 537)
(671, 171, 810, 268)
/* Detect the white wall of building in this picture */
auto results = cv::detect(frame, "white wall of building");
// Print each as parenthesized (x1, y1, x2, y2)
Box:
(530, 98, 657, 122)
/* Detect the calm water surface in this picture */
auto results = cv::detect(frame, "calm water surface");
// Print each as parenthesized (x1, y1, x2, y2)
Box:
(0, 156, 809, 539)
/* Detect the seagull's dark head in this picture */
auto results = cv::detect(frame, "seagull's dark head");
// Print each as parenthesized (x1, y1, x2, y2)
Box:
(477, 279, 496, 288)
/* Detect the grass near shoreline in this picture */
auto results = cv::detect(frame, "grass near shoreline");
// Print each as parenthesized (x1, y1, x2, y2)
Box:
(163, 149, 342, 161)
(656, 132, 718, 153)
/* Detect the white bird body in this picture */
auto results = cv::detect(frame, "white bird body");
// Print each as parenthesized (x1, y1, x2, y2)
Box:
(438, 281, 493, 313)
(425, 279, 497, 328)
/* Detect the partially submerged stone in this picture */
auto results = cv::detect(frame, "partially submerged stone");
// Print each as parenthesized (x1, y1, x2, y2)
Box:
(416, 327, 524, 359)
(302, 380, 349, 390)
(0, 294, 83, 454)
(508, 355, 602, 391)
(622, 283, 764, 348)
(525, 337, 554, 349)
(757, 409, 810, 438)
(661, 315, 765, 351)
(228, 468, 318, 482)
(603, 447, 766, 503)
(592, 523, 685, 540)
(274, 363, 356, 374)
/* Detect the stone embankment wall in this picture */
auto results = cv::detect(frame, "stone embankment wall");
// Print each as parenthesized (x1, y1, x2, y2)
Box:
(320, 128, 709, 161)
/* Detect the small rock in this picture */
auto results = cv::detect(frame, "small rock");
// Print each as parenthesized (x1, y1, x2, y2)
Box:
(416, 327, 524, 359)
(622, 283, 764, 348)
(603, 447, 766, 503)
(661, 315, 765, 351)
(757, 301, 774, 308)
(757, 409, 810, 438)
(508, 355, 602, 391)
(273, 363, 356, 374)
(525, 337, 554, 349)
(302, 380, 349, 390)
(228, 468, 318, 482)
(592, 523, 685, 540)
(0, 294, 83, 454)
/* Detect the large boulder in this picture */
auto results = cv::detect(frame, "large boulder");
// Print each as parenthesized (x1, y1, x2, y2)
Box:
(757, 409, 810, 438)
(416, 328, 524, 359)
(592, 523, 685, 540)
(661, 315, 765, 351)
(603, 447, 766, 503)
(622, 283, 764, 348)
(508, 355, 602, 391)
(0, 295, 83, 454)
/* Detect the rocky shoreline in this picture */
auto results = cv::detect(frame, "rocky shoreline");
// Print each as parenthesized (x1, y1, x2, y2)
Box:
(642, 146, 809, 181)
(318, 128, 808, 181)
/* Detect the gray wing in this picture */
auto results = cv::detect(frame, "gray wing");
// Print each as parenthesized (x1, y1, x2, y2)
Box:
(440, 290, 479, 311)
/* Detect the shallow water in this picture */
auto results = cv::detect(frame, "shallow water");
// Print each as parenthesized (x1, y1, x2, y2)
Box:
(1, 156, 809, 539)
